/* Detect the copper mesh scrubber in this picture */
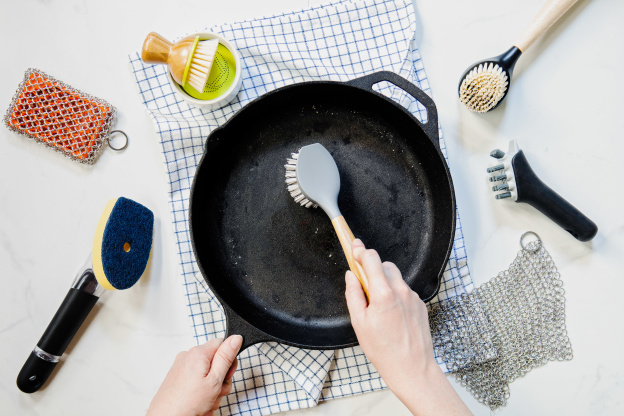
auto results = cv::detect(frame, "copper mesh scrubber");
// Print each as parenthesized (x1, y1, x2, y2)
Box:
(3, 69, 120, 164)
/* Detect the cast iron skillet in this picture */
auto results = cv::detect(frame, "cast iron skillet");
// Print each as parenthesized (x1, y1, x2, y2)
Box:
(189, 71, 456, 351)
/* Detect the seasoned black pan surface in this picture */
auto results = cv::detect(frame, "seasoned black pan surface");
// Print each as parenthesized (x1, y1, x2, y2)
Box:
(189, 72, 456, 350)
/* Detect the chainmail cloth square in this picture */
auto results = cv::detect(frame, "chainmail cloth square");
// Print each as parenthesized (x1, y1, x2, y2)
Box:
(429, 236, 573, 409)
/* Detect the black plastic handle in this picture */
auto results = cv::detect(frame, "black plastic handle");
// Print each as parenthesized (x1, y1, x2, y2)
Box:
(17, 288, 99, 393)
(346, 71, 440, 150)
(512, 151, 598, 242)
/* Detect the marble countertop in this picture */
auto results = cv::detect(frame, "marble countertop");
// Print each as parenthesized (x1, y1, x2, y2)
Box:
(1, 0, 622, 415)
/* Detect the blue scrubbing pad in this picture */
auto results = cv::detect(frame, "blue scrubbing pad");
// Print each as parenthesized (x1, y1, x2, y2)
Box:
(92, 197, 154, 290)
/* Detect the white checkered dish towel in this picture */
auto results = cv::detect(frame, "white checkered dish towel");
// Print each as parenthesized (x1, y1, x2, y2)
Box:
(129, 0, 472, 414)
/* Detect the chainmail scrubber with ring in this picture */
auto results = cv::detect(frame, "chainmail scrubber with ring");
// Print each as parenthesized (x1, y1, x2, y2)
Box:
(429, 232, 573, 409)
(4, 68, 117, 164)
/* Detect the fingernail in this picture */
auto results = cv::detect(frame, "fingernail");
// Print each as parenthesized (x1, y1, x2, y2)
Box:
(353, 238, 364, 247)
(230, 335, 243, 350)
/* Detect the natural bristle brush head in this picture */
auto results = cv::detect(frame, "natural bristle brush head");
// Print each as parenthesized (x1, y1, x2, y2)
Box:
(186, 38, 219, 93)
(459, 63, 508, 113)
(284, 143, 342, 220)
(92, 197, 154, 290)
(459, 46, 522, 112)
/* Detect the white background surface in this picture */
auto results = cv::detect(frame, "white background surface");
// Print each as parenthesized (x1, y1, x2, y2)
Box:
(1, 0, 622, 415)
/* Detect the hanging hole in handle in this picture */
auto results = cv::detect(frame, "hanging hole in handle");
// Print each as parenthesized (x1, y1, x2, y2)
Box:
(108, 130, 129, 151)
(371, 81, 429, 124)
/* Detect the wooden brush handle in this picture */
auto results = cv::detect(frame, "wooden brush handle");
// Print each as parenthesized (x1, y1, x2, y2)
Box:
(331, 216, 370, 302)
(142, 32, 173, 64)
(514, 0, 579, 52)
(141, 32, 194, 85)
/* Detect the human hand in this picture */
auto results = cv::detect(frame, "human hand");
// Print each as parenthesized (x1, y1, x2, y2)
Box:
(345, 239, 471, 415)
(147, 335, 243, 416)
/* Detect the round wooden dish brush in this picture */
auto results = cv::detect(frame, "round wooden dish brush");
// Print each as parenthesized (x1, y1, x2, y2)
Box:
(142, 32, 219, 93)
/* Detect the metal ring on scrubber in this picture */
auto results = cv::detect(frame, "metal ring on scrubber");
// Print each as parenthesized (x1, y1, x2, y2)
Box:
(107, 130, 129, 151)
(520, 231, 541, 253)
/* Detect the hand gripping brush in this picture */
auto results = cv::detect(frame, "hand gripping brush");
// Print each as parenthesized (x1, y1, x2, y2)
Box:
(285, 143, 370, 301)
(17, 197, 154, 393)
(488, 140, 597, 241)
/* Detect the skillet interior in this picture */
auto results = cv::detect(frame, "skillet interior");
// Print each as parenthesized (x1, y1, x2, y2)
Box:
(190, 82, 455, 348)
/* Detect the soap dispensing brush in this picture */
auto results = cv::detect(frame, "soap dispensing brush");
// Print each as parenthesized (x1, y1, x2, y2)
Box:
(488, 140, 597, 241)
(285, 143, 370, 301)
(142, 32, 219, 93)
(459, 0, 579, 112)
(16, 197, 154, 393)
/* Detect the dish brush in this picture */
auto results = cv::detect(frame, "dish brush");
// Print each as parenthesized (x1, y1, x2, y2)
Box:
(17, 197, 154, 393)
(142, 32, 219, 93)
(285, 143, 370, 300)
(459, 0, 579, 112)
(488, 140, 597, 241)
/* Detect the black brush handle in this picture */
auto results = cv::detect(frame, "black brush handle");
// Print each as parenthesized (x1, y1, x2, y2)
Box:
(17, 288, 99, 393)
(513, 151, 598, 242)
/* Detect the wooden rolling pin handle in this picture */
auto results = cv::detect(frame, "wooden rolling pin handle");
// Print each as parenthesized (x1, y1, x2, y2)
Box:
(331, 216, 370, 302)
(141, 32, 172, 64)
(514, 0, 579, 52)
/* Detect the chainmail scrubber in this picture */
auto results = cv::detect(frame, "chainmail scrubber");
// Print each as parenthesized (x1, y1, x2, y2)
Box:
(3, 68, 125, 164)
(429, 232, 573, 409)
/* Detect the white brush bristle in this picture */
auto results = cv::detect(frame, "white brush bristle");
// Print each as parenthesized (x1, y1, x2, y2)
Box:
(284, 151, 318, 209)
(459, 62, 508, 113)
(188, 39, 219, 93)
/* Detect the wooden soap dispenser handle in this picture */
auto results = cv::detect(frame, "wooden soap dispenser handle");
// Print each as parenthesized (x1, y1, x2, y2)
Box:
(141, 32, 194, 85)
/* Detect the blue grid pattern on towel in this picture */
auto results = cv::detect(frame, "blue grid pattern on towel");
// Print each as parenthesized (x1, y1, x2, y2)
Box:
(129, 0, 472, 414)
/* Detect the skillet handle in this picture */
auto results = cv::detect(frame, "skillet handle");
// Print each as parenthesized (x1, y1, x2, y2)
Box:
(223, 306, 272, 353)
(346, 71, 440, 151)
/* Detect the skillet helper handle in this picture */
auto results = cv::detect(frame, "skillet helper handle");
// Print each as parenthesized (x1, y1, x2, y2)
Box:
(347, 71, 440, 150)
(331, 216, 370, 302)
(17, 288, 99, 393)
(512, 151, 598, 242)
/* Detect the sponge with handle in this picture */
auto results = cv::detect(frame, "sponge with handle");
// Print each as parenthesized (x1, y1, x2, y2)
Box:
(16, 197, 153, 393)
